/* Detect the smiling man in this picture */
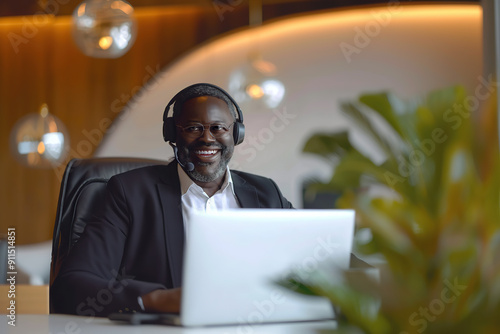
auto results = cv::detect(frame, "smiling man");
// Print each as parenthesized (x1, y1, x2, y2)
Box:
(51, 83, 293, 316)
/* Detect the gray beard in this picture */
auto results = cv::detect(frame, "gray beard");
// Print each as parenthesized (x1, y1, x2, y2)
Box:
(181, 145, 233, 183)
(187, 160, 228, 183)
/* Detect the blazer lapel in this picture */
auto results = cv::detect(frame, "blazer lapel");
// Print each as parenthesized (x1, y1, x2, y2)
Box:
(232, 172, 261, 208)
(157, 162, 184, 288)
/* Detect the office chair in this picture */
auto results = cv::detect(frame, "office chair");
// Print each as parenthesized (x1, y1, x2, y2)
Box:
(49, 157, 169, 288)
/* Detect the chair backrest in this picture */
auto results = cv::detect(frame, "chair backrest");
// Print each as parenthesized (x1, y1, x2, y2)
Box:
(49, 157, 169, 286)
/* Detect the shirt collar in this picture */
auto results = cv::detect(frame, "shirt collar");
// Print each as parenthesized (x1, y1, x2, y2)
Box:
(178, 164, 235, 196)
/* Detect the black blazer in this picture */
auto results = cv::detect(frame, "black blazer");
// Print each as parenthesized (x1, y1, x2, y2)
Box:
(51, 162, 293, 316)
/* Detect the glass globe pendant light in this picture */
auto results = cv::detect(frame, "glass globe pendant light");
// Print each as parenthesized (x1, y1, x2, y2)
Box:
(9, 104, 70, 168)
(72, 0, 137, 58)
(228, 54, 285, 110)
(228, 0, 285, 111)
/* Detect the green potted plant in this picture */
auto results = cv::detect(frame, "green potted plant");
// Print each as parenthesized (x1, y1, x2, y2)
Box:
(280, 85, 500, 333)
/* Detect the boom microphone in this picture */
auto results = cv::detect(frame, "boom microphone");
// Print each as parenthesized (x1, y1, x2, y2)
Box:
(169, 142, 195, 172)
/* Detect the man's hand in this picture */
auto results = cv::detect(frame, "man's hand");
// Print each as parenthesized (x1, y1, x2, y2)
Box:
(141, 288, 182, 313)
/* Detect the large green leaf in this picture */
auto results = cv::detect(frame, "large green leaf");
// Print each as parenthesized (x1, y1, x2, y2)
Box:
(330, 151, 386, 189)
(302, 131, 355, 158)
(340, 100, 402, 164)
(358, 93, 408, 140)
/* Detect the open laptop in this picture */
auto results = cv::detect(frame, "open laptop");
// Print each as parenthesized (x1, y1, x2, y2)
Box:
(110, 209, 355, 327)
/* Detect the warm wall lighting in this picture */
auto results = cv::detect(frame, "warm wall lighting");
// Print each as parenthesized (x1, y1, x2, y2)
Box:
(9, 104, 70, 168)
(72, 0, 137, 58)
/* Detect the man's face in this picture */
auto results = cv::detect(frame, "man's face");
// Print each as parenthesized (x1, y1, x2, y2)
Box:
(175, 96, 235, 183)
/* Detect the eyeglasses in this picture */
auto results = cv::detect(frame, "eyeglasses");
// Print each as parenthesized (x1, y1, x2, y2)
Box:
(176, 122, 234, 139)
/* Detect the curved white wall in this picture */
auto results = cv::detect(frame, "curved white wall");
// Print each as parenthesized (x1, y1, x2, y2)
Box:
(95, 4, 482, 207)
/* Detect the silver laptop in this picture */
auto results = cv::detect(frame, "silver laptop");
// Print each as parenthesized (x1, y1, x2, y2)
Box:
(110, 209, 355, 327)
(180, 209, 355, 327)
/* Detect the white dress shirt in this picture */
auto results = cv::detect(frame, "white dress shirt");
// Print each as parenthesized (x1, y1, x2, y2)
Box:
(178, 164, 240, 239)
(138, 165, 240, 310)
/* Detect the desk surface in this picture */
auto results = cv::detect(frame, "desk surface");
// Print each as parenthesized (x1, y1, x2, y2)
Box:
(3, 314, 336, 333)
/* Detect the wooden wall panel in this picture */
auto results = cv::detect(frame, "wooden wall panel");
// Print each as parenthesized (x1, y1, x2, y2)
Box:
(0, 6, 246, 245)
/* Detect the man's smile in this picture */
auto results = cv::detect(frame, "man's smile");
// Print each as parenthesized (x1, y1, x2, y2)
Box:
(191, 147, 222, 163)
(194, 149, 219, 157)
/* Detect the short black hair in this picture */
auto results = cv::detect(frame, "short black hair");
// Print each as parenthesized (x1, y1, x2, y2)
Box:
(172, 84, 237, 121)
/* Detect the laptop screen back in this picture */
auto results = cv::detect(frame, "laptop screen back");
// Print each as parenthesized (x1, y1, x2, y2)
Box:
(181, 209, 355, 327)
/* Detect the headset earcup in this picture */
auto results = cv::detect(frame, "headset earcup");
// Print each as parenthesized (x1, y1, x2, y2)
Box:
(163, 117, 176, 143)
(233, 122, 245, 146)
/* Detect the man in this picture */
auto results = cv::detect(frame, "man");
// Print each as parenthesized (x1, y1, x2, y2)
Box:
(51, 83, 293, 316)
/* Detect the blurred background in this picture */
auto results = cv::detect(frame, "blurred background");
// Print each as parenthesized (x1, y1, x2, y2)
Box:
(0, 0, 490, 285)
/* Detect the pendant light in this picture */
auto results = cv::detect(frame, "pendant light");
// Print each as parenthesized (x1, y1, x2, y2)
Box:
(228, 0, 285, 111)
(72, 0, 137, 58)
(9, 104, 70, 168)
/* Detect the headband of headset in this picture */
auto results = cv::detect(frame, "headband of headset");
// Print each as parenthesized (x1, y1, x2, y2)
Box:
(162, 83, 245, 145)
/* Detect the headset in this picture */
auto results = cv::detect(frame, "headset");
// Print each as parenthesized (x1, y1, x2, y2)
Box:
(162, 83, 245, 146)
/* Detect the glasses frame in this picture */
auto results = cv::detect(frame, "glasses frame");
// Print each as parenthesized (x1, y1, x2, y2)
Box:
(176, 122, 235, 139)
